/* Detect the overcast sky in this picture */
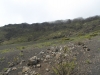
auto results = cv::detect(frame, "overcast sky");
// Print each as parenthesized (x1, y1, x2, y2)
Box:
(0, 0, 100, 26)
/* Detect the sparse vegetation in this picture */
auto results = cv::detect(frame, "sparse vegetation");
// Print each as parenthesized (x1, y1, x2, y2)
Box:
(86, 59, 91, 64)
(52, 61, 76, 75)
(0, 57, 5, 61)
(16, 46, 25, 50)
(19, 52, 24, 57)
(52, 46, 76, 75)
(0, 49, 12, 54)
(3, 68, 8, 72)
(13, 56, 19, 62)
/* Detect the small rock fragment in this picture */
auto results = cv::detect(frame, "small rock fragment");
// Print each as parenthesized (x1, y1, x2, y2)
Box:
(36, 64, 41, 68)
(8, 62, 14, 67)
(46, 55, 51, 59)
(22, 66, 29, 73)
(86, 48, 90, 51)
(46, 68, 50, 72)
(31, 71, 38, 75)
(12, 67, 17, 71)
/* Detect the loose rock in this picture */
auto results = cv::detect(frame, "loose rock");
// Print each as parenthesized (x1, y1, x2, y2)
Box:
(22, 66, 30, 73)
(36, 64, 41, 68)
(46, 68, 50, 72)
(46, 55, 51, 59)
(28, 56, 38, 66)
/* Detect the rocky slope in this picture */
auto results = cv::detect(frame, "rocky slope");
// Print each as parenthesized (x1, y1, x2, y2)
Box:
(0, 35, 100, 75)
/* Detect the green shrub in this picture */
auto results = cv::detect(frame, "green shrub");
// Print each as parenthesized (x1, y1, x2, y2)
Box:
(0, 49, 11, 54)
(62, 38, 70, 40)
(3, 68, 8, 72)
(0, 57, 5, 61)
(16, 46, 25, 50)
(52, 47, 76, 75)
(89, 33, 98, 37)
(19, 52, 24, 57)
(52, 61, 76, 75)
(85, 59, 91, 64)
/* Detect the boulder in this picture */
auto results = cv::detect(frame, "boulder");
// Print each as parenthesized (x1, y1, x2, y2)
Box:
(27, 56, 38, 66)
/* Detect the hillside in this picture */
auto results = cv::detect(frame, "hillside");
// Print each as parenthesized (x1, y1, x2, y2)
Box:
(0, 15, 100, 45)
(0, 15, 100, 75)
(0, 35, 100, 75)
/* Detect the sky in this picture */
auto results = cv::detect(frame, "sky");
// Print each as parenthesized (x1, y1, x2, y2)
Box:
(0, 0, 100, 26)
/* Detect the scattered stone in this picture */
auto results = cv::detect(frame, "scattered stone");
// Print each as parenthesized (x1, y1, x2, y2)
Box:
(31, 71, 38, 75)
(83, 46, 87, 49)
(22, 66, 30, 73)
(60, 46, 63, 51)
(12, 67, 17, 71)
(43, 59, 48, 62)
(64, 53, 68, 57)
(46, 55, 51, 59)
(20, 60, 25, 65)
(86, 48, 90, 51)
(53, 47, 59, 52)
(8, 62, 14, 67)
(5, 68, 11, 75)
(51, 52, 56, 56)
(77, 42, 85, 46)
(22, 60, 25, 62)
(27, 56, 38, 66)
(25, 74, 28, 75)
(39, 51, 44, 55)
(46, 68, 50, 72)
(55, 52, 61, 59)
(1, 40, 96, 75)
(36, 64, 41, 68)
(37, 58, 41, 63)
